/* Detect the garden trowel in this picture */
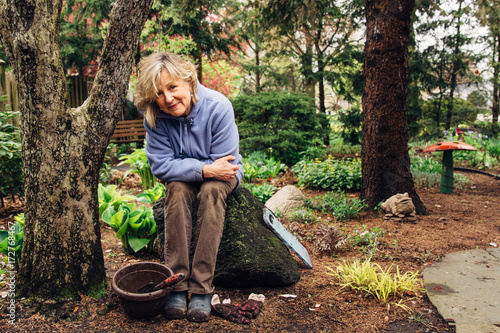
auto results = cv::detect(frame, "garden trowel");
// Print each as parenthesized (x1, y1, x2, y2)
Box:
(135, 272, 185, 293)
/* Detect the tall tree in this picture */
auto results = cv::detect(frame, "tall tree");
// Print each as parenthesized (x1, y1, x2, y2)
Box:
(477, 0, 500, 137)
(0, 0, 153, 304)
(59, 0, 113, 74)
(360, 0, 428, 214)
(262, 0, 362, 146)
(444, 0, 468, 130)
(262, 0, 363, 109)
(231, 0, 277, 93)
(144, 0, 239, 82)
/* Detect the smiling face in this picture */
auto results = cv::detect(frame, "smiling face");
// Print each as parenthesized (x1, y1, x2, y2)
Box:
(155, 70, 193, 118)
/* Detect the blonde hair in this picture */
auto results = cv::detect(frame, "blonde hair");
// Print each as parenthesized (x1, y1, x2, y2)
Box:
(135, 53, 199, 128)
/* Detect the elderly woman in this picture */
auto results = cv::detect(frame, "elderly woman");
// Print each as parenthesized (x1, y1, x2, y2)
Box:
(134, 52, 243, 322)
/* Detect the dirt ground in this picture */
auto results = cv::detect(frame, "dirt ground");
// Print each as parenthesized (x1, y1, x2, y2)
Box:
(1, 168, 499, 332)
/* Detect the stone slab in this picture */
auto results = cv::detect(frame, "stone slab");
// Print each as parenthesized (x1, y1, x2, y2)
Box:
(423, 249, 500, 333)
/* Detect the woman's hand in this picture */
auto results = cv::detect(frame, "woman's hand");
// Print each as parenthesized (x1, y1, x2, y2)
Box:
(203, 155, 240, 182)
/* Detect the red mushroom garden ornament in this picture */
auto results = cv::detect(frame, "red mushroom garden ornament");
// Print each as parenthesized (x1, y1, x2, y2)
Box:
(423, 141, 475, 194)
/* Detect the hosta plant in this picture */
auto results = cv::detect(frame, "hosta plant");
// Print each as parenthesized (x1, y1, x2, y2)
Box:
(0, 213, 24, 270)
(98, 184, 134, 217)
(102, 203, 157, 254)
(243, 182, 277, 203)
(136, 182, 166, 204)
(119, 148, 157, 190)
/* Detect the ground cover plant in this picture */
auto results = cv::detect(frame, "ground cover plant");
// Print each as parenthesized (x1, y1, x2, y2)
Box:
(292, 156, 362, 191)
(0, 100, 23, 207)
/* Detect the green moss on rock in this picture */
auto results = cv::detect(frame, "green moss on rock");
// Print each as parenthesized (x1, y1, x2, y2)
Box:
(153, 187, 300, 288)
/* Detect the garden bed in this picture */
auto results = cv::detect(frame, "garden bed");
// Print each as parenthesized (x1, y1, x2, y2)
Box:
(1, 168, 499, 332)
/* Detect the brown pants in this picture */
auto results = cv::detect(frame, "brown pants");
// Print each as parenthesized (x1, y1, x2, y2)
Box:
(163, 178, 238, 294)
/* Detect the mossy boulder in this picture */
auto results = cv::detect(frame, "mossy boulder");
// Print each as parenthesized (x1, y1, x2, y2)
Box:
(153, 186, 300, 288)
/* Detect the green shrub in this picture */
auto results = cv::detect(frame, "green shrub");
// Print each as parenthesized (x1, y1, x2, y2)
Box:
(233, 91, 329, 165)
(0, 98, 23, 203)
(292, 157, 362, 191)
(305, 192, 366, 222)
(337, 107, 362, 145)
(299, 144, 361, 162)
(242, 151, 286, 183)
(411, 155, 441, 173)
(487, 139, 500, 162)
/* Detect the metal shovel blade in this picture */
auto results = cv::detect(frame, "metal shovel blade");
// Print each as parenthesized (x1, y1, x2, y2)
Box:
(135, 272, 185, 294)
(263, 207, 313, 269)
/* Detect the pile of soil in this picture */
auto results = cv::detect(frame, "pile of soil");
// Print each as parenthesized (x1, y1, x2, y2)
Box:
(1, 168, 499, 332)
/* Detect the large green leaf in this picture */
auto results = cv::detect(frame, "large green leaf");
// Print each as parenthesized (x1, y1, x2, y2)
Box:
(115, 212, 129, 239)
(128, 235, 151, 253)
(102, 206, 117, 225)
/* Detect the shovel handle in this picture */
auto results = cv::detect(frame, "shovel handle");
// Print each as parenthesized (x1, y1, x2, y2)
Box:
(154, 272, 185, 291)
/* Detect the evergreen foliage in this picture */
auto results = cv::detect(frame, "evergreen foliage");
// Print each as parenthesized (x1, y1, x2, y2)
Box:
(337, 107, 362, 145)
(233, 91, 329, 165)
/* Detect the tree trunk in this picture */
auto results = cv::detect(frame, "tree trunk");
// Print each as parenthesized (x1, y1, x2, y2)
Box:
(492, 34, 500, 137)
(360, 0, 428, 215)
(0, 0, 153, 302)
(445, 0, 463, 130)
(302, 35, 316, 99)
(196, 44, 203, 83)
(255, 44, 261, 93)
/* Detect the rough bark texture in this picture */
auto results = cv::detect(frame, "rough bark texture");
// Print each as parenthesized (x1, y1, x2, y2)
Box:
(0, 0, 153, 301)
(493, 34, 499, 137)
(360, 0, 428, 215)
(153, 187, 301, 288)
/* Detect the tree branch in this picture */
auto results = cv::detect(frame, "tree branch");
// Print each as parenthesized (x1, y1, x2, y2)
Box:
(87, 0, 153, 128)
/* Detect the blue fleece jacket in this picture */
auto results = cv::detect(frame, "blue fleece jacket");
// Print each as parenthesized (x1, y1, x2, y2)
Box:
(144, 82, 244, 185)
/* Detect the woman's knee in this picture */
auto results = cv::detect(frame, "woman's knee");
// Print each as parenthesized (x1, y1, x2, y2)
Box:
(198, 181, 229, 203)
(165, 181, 195, 204)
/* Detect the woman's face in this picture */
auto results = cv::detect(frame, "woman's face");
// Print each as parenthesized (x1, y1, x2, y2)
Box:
(155, 70, 192, 118)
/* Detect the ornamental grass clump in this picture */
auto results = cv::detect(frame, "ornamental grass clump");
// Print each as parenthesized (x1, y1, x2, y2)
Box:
(326, 257, 422, 302)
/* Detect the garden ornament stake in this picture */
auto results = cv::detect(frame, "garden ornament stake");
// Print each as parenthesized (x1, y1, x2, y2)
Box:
(423, 141, 475, 194)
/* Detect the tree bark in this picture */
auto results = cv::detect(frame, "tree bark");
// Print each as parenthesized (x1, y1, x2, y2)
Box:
(360, 0, 428, 215)
(445, 0, 463, 130)
(492, 34, 500, 136)
(0, 0, 153, 301)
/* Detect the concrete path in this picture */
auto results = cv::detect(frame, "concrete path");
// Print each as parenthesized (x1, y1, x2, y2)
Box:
(423, 248, 500, 333)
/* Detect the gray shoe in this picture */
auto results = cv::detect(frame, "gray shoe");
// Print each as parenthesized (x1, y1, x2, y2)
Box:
(187, 293, 211, 322)
(163, 291, 188, 320)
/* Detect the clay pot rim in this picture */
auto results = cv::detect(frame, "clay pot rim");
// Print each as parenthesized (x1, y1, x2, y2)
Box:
(112, 261, 173, 301)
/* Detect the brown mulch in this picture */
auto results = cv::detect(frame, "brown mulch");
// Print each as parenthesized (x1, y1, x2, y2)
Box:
(0, 168, 499, 332)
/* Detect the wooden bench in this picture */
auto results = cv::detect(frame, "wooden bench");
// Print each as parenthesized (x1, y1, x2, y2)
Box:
(110, 119, 146, 144)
